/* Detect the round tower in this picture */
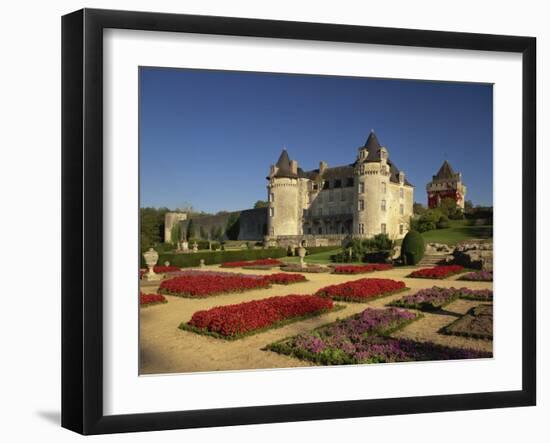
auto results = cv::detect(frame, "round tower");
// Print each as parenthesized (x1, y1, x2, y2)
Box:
(354, 131, 389, 237)
(266, 149, 303, 237)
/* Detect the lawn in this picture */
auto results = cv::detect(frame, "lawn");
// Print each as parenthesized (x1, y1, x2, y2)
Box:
(421, 220, 493, 245)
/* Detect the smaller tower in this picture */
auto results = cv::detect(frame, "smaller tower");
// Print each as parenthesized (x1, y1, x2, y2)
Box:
(426, 160, 467, 209)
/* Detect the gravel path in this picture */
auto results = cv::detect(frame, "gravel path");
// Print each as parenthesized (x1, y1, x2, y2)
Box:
(139, 265, 493, 374)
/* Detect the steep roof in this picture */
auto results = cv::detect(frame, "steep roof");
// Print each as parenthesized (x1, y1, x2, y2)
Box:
(435, 160, 456, 179)
(360, 130, 386, 162)
(273, 149, 298, 178)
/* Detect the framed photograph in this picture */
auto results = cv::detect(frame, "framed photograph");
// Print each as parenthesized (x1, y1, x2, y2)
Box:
(61, 8, 536, 435)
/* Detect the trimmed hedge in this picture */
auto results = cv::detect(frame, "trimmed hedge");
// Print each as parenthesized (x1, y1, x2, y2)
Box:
(150, 248, 287, 268)
(401, 230, 425, 265)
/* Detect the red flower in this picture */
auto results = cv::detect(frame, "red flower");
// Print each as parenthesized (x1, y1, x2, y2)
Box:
(333, 264, 393, 274)
(315, 278, 405, 302)
(188, 295, 333, 337)
(140, 292, 167, 306)
(159, 274, 270, 297)
(408, 265, 464, 279)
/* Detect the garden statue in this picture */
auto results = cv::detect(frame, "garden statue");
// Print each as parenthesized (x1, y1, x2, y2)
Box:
(164, 261, 170, 267)
(199, 259, 205, 267)
(181, 240, 189, 252)
(192, 242, 198, 253)
(297, 243, 307, 268)
(143, 248, 161, 281)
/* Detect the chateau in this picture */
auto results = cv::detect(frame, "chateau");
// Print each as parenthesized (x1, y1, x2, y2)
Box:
(426, 160, 467, 209)
(266, 131, 414, 241)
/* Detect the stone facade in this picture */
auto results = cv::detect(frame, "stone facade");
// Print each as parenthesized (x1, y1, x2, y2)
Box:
(426, 160, 467, 209)
(266, 131, 414, 241)
(164, 212, 187, 243)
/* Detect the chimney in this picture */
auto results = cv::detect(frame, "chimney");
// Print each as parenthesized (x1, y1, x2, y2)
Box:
(290, 160, 298, 175)
(319, 161, 328, 175)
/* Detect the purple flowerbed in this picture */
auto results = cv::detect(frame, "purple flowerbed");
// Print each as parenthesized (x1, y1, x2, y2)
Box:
(267, 307, 491, 365)
(389, 286, 493, 310)
(459, 271, 493, 282)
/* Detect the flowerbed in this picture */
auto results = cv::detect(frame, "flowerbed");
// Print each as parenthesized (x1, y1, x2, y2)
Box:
(140, 292, 167, 307)
(181, 295, 336, 338)
(280, 264, 331, 273)
(267, 308, 491, 365)
(459, 270, 493, 282)
(442, 305, 493, 339)
(332, 264, 393, 274)
(408, 265, 465, 279)
(315, 278, 406, 302)
(389, 286, 493, 310)
(220, 258, 283, 268)
(159, 274, 270, 297)
(262, 273, 307, 285)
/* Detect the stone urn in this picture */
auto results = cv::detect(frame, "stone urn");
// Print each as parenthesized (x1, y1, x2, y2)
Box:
(199, 259, 205, 268)
(297, 244, 307, 268)
(192, 242, 198, 253)
(143, 248, 161, 281)
(164, 261, 170, 267)
(181, 241, 189, 252)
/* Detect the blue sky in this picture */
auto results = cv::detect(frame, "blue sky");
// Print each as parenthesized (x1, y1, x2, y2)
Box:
(139, 67, 493, 212)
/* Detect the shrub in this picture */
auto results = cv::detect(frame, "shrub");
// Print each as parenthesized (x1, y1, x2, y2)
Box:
(262, 273, 307, 285)
(151, 248, 287, 268)
(332, 264, 393, 274)
(140, 293, 167, 307)
(401, 230, 425, 265)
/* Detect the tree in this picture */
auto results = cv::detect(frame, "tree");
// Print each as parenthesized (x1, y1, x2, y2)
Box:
(226, 213, 240, 240)
(413, 202, 427, 216)
(186, 219, 195, 240)
(253, 200, 269, 209)
(140, 207, 171, 252)
(199, 225, 207, 239)
(439, 197, 457, 217)
(464, 200, 474, 212)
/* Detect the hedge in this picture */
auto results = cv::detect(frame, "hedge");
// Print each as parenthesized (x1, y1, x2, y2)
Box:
(147, 248, 288, 268)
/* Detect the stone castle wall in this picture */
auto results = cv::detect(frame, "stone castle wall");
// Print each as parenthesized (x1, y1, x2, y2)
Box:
(164, 212, 187, 243)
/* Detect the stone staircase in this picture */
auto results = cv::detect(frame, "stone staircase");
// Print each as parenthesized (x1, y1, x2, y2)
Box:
(418, 254, 448, 266)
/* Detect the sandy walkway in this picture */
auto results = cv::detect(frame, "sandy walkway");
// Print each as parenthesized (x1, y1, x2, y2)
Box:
(139, 265, 493, 374)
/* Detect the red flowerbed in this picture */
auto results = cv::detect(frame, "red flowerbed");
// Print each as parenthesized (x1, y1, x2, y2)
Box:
(262, 273, 307, 285)
(408, 265, 465, 279)
(140, 292, 167, 307)
(220, 258, 283, 268)
(332, 264, 393, 274)
(185, 295, 334, 337)
(159, 274, 270, 297)
(315, 278, 406, 302)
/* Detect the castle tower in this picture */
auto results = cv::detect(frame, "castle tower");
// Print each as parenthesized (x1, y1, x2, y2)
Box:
(426, 160, 467, 209)
(266, 149, 308, 237)
(354, 131, 389, 237)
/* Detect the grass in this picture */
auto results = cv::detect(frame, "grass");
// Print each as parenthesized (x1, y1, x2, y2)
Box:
(421, 220, 493, 245)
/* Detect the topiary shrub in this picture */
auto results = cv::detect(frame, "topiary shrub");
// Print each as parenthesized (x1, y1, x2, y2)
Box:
(401, 230, 425, 265)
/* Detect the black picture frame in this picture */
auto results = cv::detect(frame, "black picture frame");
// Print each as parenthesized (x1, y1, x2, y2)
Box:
(61, 8, 536, 435)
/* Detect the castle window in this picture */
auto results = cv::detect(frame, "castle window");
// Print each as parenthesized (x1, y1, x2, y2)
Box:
(307, 227, 312, 235)
(358, 200, 365, 211)
(381, 223, 387, 234)
(323, 181, 330, 190)
(381, 199, 386, 211)
(313, 183, 318, 191)
(359, 182, 365, 193)
(346, 177, 354, 187)
(360, 165, 365, 174)
(381, 182, 386, 194)
(399, 224, 404, 235)
(341, 191, 346, 201)
(329, 191, 334, 202)
(269, 207, 274, 217)
(318, 226, 323, 235)
(400, 187, 404, 198)
(334, 179, 342, 188)
(269, 192, 274, 202)
(400, 204, 404, 215)
(358, 223, 365, 234)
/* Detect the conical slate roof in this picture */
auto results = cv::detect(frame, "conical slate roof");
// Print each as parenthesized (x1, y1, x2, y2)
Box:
(273, 149, 297, 178)
(435, 160, 456, 179)
(363, 130, 382, 152)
